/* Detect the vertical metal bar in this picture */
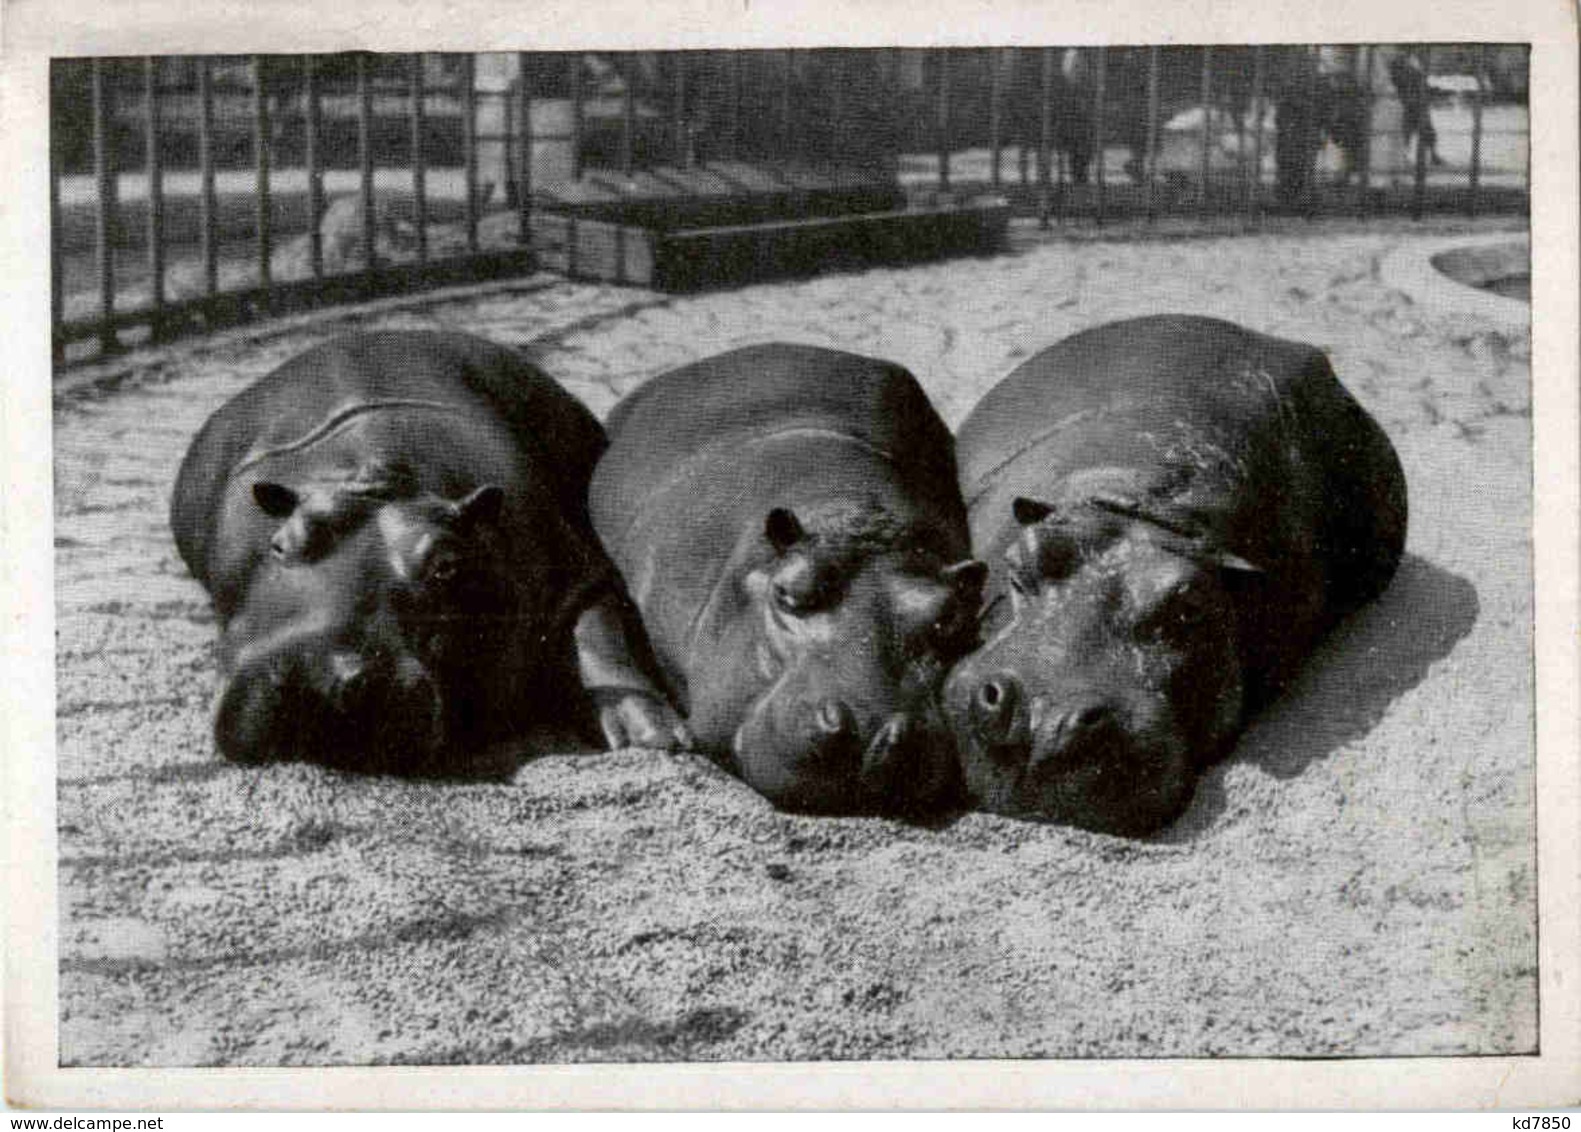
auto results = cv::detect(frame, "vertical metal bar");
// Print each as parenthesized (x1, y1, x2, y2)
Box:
(517, 51, 533, 244)
(1248, 45, 1266, 223)
(252, 55, 272, 299)
(1092, 48, 1108, 226)
(462, 53, 479, 251)
(408, 54, 427, 265)
(565, 57, 580, 278)
(304, 56, 324, 278)
(1355, 45, 1373, 218)
(829, 49, 845, 164)
(50, 71, 64, 364)
(1012, 48, 1027, 186)
(357, 54, 377, 268)
(988, 48, 1004, 190)
(673, 53, 689, 167)
(620, 54, 636, 176)
(91, 58, 116, 351)
(502, 73, 514, 210)
(1199, 46, 1214, 216)
(1411, 44, 1431, 220)
(569, 54, 585, 180)
(884, 48, 904, 182)
(1144, 45, 1162, 222)
(198, 58, 217, 297)
(144, 57, 165, 319)
(727, 51, 742, 159)
(1038, 47, 1055, 227)
(780, 51, 794, 159)
(1468, 43, 1485, 217)
(936, 49, 951, 190)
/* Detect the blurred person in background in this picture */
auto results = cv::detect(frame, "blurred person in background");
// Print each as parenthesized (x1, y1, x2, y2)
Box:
(1388, 46, 1446, 167)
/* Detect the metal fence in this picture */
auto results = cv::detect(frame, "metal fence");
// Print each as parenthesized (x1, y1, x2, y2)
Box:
(52, 45, 1529, 365)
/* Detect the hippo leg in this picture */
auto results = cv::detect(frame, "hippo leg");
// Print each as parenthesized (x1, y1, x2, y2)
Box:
(573, 593, 693, 752)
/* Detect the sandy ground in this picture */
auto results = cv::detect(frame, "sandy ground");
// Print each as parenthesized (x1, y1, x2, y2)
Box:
(53, 217, 1535, 1064)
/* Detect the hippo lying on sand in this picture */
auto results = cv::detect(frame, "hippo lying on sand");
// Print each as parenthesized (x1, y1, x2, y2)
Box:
(590, 344, 987, 815)
(944, 315, 1407, 835)
(171, 330, 688, 773)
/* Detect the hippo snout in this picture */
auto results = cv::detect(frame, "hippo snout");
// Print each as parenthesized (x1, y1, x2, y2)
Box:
(949, 669, 1197, 835)
(216, 643, 444, 771)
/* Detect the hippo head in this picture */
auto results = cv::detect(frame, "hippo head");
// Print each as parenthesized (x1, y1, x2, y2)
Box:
(943, 492, 1259, 836)
(214, 467, 523, 773)
(729, 504, 987, 815)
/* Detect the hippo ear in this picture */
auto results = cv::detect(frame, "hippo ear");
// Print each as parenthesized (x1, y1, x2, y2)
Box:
(1088, 490, 1146, 520)
(941, 558, 989, 599)
(1204, 546, 1263, 575)
(252, 481, 301, 519)
(1012, 497, 1055, 526)
(764, 507, 807, 554)
(1160, 529, 1263, 575)
(453, 484, 506, 530)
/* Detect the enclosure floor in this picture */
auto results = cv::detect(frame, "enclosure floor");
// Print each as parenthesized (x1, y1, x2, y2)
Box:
(53, 218, 1534, 1064)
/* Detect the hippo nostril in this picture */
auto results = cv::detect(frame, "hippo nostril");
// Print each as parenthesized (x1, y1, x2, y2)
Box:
(327, 653, 366, 712)
(973, 674, 1021, 738)
(816, 698, 855, 737)
(392, 653, 430, 694)
(871, 714, 905, 752)
(1073, 704, 1116, 732)
(861, 714, 911, 780)
(331, 673, 364, 712)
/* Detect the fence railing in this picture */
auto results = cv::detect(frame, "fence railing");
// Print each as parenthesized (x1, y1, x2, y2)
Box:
(52, 45, 1529, 366)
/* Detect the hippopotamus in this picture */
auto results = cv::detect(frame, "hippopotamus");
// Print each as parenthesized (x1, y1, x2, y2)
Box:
(170, 330, 689, 773)
(944, 315, 1407, 835)
(589, 344, 988, 815)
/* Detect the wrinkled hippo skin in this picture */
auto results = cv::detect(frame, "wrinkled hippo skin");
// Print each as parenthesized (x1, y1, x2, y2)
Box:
(171, 330, 687, 773)
(590, 344, 987, 815)
(945, 315, 1407, 835)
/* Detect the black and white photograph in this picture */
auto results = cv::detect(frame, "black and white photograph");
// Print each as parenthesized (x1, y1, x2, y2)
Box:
(4, 0, 1577, 1112)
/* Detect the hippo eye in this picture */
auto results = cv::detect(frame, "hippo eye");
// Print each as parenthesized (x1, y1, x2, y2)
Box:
(1136, 584, 1212, 641)
(425, 548, 462, 586)
(773, 581, 828, 615)
(270, 517, 331, 565)
(1008, 565, 1042, 599)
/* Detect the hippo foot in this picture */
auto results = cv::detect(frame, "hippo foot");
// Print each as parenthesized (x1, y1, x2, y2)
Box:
(591, 687, 694, 752)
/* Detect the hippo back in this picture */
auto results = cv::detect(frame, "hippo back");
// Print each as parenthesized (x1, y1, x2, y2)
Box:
(957, 314, 1405, 601)
(599, 342, 964, 542)
(171, 331, 608, 597)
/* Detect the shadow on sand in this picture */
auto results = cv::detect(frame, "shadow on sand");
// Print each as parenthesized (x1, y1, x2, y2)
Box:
(1163, 552, 1483, 841)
